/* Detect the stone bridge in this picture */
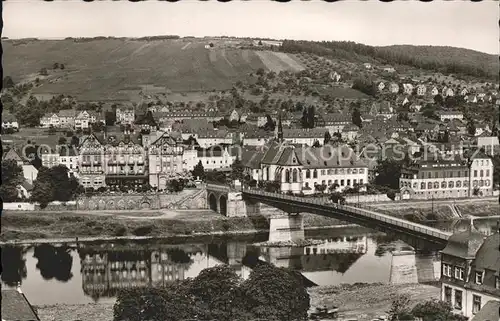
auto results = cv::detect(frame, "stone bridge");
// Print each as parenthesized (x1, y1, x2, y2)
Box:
(206, 183, 260, 217)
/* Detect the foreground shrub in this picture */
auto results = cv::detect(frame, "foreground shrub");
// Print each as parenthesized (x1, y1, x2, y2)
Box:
(132, 225, 154, 236)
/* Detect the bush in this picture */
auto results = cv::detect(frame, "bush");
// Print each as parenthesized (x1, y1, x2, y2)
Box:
(387, 190, 396, 200)
(114, 226, 127, 236)
(132, 225, 154, 236)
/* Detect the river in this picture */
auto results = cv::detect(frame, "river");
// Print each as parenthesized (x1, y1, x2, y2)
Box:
(2, 217, 499, 306)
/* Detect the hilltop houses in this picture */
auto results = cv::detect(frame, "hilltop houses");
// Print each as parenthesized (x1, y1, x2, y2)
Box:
(388, 83, 399, 94)
(416, 84, 427, 96)
(116, 106, 135, 125)
(40, 109, 77, 128)
(2, 112, 19, 131)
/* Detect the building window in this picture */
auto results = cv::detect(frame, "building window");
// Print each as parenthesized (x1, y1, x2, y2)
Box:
(479, 180, 484, 187)
(328, 180, 332, 185)
(473, 180, 478, 187)
(428, 182, 433, 189)
(472, 295, 481, 314)
(358, 169, 364, 174)
(434, 172, 439, 178)
(444, 286, 452, 303)
(475, 271, 483, 284)
(456, 181, 462, 188)
(347, 179, 351, 186)
(486, 169, 490, 177)
(421, 182, 426, 189)
(340, 179, 345, 186)
(464, 180, 469, 187)
(442, 263, 452, 277)
(428, 172, 431, 179)
(454, 290, 462, 310)
(321, 170, 326, 175)
(434, 182, 440, 189)
(454, 267, 464, 280)
(321, 180, 325, 185)
(313, 170, 318, 179)
(480, 170, 484, 177)
(360, 179, 364, 185)
(441, 181, 446, 188)
(496, 276, 500, 289)
(448, 181, 454, 188)
(474, 170, 477, 177)
(306, 169, 310, 179)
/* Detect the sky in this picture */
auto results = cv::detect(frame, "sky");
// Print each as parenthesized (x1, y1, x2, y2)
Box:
(3, 0, 498, 54)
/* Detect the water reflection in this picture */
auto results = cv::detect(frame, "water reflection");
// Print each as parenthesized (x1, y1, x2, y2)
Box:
(1, 245, 27, 286)
(5, 219, 499, 305)
(33, 244, 73, 282)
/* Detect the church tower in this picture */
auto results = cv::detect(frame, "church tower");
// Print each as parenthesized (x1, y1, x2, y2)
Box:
(277, 112, 283, 143)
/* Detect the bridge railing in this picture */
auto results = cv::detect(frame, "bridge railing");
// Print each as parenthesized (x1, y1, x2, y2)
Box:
(242, 187, 451, 240)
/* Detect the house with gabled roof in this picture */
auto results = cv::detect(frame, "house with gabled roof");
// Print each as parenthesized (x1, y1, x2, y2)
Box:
(282, 128, 327, 146)
(430, 86, 439, 96)
(147, 131, 185, 191)
(2, 112, 19, 131)
(377, 81, 385, 92)
(40, 109, 77, 128)
(388, 83, 399, 93)
(416, 84, 427, 96)
(403, 83, 414, 95)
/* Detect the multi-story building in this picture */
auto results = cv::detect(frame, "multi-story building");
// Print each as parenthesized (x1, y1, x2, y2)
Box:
(317, 113, 351, 134)
(196, 129, 234, 148)
(182, 146, 239, 172)
(75, 110, 103, 130)
(78, 133, 105, 189)
(115, 106, 135, 125)
(403, 83, 414, 95)
(103, 134, 147, 190)
(40, 109, 76, 128)
(399, 152, 493, 200)
(439, 111, 464, 122)
(241, 130, 272, 147)
(440, 227, 499, 319)
(147, 132, 185, 190)
(282, 128, 327, 146)
(59, 145, 79, 175)
(40, 146, 60, 168)
(416, 84, 427, 96)
(243, 142, 368, 194)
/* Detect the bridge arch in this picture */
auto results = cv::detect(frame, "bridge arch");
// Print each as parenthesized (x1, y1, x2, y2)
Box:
(208, 193, 218, 212)
(219, 195, 227, 216)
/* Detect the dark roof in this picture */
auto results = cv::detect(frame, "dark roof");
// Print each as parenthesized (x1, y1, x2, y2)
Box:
(3, 148, 24, 162)
(470, 300, 500, 321)
(283, 128, 327, 139)
(472, 232, 500, 273)
(241, 149, 265, 169)
(441, 228, 485, 259)
(1, 289, 41, 321)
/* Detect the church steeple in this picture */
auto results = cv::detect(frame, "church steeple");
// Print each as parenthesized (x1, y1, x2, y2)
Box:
(277, 111, 283, 143)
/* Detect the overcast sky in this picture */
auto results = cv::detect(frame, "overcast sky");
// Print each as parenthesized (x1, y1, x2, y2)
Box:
(3, 0, 498, 54)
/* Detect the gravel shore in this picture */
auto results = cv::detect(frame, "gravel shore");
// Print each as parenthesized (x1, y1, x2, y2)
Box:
(35, 283, 440, 321)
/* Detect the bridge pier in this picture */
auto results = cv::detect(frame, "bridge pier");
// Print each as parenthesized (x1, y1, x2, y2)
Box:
(268, 213, 304, 243)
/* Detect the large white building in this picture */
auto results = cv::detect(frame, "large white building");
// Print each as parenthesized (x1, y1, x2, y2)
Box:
(399, 152, 494, 200)
(282, 128, 328, 146)
(242, 143, 368, 194)
(183, 146, 238, 172)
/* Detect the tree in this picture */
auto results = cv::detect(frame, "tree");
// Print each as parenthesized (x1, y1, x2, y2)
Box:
(53, 62, 60, 70)
(189, 265, 243, 321)
(105, 111, 116, 126)
(3, 76, 15, 88)
(387, 294, 412, 321)
(263, 114, 276, 131)
(312, 140, 321, 148)
(231, 158, 245, 182)
(58, 137, 67, 145)
(0, 159, 24, 202)
(70, 136, 80, 147)
(411, 300, 468, 321)
(39, 68, 48, 76)
(256, 68, 265, 76)
(324, 131, 332, 145)
(239, 263, 310, 321)
(433, 94, 444, 106)
(192, 160, 206, 181)
(466, 117, 476, 136)
(374, 159, 404, 190)
(352, 107, 362, 128)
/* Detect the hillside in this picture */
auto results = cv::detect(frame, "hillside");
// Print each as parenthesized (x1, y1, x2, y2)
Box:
(281, 40, 498, 80)
(380, 45, 498, 78)
(3, 38, 304, 101)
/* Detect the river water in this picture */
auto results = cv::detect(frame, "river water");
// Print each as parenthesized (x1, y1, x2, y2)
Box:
(2, 218, 499, 306)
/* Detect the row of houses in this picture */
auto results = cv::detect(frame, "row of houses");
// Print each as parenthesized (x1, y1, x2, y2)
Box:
(377, 81, 498, 100)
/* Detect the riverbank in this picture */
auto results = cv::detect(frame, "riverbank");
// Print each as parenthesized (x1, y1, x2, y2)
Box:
(0, 210, 353, 244)
(34, 283, 440, 321)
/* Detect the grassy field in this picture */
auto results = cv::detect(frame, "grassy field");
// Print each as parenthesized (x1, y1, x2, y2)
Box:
(2, 127, 63, 147)
(4, 38, 304, 101)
